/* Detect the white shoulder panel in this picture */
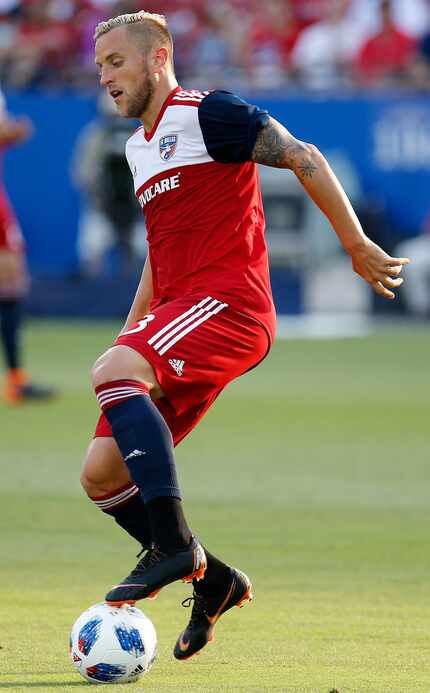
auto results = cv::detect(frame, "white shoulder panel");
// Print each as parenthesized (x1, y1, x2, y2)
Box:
(126, 103, 213, 193)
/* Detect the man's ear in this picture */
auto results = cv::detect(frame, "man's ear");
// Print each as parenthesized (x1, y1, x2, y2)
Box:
(153, 46, 169, 73)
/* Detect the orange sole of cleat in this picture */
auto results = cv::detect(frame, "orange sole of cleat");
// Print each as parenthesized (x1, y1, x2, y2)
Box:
(237, 588, 253, 608)
(180, 649, 203, 661)
(148, 588, 161, 600)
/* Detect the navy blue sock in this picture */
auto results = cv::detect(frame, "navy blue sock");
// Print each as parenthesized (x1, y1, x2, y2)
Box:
(0, 300, 21, 370)
(97, 380, 180, 502)
(96, 380, 191, 551)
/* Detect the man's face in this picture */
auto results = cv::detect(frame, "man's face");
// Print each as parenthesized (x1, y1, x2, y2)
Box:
(95, 26, 154, 119)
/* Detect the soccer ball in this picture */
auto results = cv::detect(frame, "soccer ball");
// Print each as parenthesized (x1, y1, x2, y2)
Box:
(69, 602, 157, 684)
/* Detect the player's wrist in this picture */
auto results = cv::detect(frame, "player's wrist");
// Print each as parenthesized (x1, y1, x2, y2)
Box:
(341, 233, 369, 256)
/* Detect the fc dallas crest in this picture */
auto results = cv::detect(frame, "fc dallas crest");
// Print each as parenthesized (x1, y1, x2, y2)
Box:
(159, 134, 178, 161)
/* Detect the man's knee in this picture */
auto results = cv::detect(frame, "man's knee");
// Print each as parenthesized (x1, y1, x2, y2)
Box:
(91, 344, 160, 393)
(81, 437, 130, 496)
(80, 465, 99, 496)
(80, 458, 113, 497)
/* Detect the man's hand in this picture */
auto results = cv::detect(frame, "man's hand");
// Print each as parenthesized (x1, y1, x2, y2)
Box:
(0, 249, 24, 290)
(347, 238, 410, 299)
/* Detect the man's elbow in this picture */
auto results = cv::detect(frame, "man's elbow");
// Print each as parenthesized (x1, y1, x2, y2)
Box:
(304, 142, 323, 160)
(290, 141, 324, 183)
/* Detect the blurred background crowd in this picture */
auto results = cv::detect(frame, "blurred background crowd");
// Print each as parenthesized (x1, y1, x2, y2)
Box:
(0, 0, 430, 91)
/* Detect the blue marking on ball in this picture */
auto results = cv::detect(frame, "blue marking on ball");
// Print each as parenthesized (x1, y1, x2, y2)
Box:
(115, 624, 145, 657)
(86, 662, 127, 682)
(78, 616, 102, 655)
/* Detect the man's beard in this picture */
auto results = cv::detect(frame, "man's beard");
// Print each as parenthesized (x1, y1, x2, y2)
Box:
(123, 73, 154, 119)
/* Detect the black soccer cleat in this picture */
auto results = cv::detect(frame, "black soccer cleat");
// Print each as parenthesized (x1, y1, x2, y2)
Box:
(105, 537, 207, 606)
(173, 567, 253, 660)
(4, 379, 58, 405)
(20, 383, 58, 401)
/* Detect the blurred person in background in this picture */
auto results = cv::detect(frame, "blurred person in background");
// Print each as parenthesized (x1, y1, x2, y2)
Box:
(0, 3, 19, 79)
(73, 91, 144, 277)
(0, 92, 56, 403)
(291, 0, 365, 89)
(160, 1, 204, 83)
(185, 4, 240, 89)
(419, 26, 430, 67)
(355, 0, 416, 87)
(2, 0, 80, 88)
(407, 18, 430, 90)
(350, 0, 430, 42)
(239, 0, 303, 89)
(290, 0, 328, 25)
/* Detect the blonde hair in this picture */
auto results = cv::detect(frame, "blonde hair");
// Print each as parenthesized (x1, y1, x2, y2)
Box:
(94, 10, 173, 62)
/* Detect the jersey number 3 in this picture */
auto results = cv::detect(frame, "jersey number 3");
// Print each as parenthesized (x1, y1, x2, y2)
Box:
(122, 314, 155, 336)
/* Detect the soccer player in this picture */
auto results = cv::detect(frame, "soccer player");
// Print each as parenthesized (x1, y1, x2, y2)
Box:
(81, 10, 409, 660)
(0, 95, 56, 404)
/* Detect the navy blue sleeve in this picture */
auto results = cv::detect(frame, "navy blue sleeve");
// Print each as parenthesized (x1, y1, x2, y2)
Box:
(198, 90, 269, 164)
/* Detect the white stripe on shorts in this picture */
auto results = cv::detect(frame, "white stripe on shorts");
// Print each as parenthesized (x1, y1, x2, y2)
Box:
(157, 301, 228, 356)
(150, 298, 221, 352)
(148, 296, 214, 347)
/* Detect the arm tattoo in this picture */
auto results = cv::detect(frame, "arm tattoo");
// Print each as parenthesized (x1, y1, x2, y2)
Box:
(297, 160, 318, 179)
(252, 117, 318, 182)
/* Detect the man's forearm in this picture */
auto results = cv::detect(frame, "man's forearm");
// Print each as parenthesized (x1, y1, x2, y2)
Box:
(298, 145, 366, 253)
(252, 117, 366, 253)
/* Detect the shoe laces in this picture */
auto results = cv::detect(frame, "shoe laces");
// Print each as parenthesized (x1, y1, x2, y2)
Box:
(181, 592, 209, 625)
(131, 544, 165, 576)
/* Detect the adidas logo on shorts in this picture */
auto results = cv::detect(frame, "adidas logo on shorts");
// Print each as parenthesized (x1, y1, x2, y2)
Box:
(168, 358, 185, 376)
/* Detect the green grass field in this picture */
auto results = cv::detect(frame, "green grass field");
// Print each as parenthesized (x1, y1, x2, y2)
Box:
(0, 320, 429, 692)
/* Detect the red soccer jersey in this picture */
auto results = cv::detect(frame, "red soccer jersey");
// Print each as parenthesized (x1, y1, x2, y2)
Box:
(126, 87, 276, 342)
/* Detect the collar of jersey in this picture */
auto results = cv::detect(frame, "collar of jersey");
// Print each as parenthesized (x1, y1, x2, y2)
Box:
(143, 85, 181, 142)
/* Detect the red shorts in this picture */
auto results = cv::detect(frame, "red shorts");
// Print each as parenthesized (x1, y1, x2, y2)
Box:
(94, 294, 271, 446)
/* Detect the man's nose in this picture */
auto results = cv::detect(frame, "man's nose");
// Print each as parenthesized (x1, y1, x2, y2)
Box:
(99, 68, 112, 87)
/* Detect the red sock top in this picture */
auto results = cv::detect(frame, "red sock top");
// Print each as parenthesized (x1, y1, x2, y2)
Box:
(95, 379, 150, 411)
